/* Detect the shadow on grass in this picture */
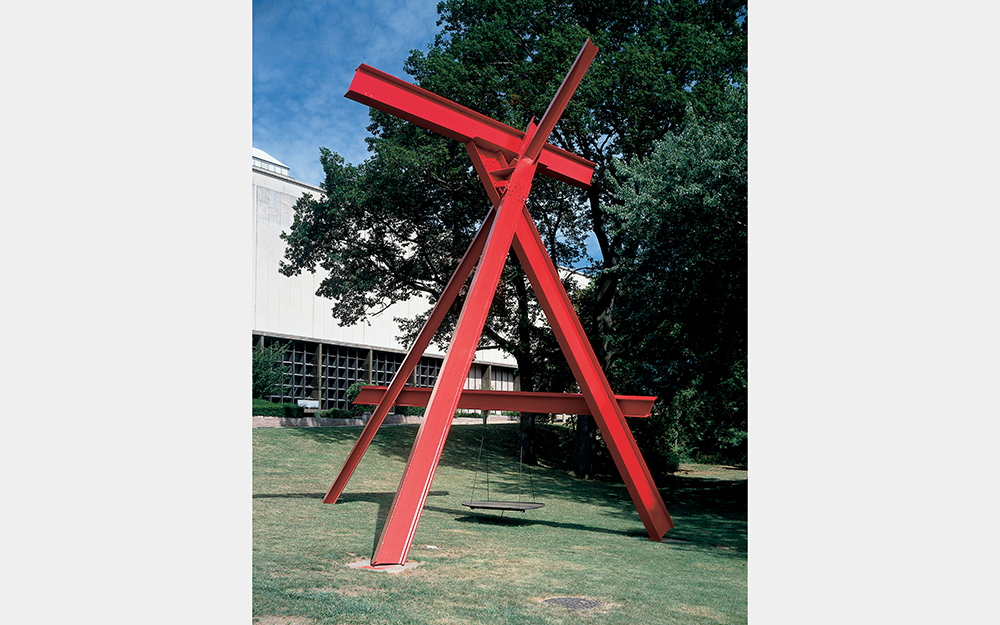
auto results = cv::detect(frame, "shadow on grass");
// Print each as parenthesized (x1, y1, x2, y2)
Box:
(337, 490, 450, 553)
(250, 490, 449, 501)
(426, 504, 641, 538)
(253, 488, 451, 554)
(422, 504, 746, 555)
(663, 474, 746, 507)
(286, 424, 640, 511)
(277, 424, 747, 552)
(252, 492, 330, 499)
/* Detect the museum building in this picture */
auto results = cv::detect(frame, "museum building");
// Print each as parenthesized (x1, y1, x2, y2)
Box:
(252, 148, 518, 411)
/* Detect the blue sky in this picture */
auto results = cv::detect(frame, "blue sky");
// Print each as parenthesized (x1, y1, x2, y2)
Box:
(253, 0, 603, 264)
(254, 0, 443, 187)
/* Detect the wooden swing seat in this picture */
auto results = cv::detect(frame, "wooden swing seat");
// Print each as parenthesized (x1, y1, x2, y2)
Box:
(461, 501, 545, 512)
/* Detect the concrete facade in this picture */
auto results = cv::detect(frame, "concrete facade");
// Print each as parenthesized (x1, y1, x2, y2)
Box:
(251, 148, 517, 410)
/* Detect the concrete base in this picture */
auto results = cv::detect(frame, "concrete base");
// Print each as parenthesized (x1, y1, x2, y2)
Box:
(347, 559, 421, 573)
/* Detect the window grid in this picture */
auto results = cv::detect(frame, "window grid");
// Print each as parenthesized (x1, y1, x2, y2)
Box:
(371, 351, 404, 387)
(491, 367, 516, 392)
(319, 345, 367, 410)
(414, 357, 441, 388)
(260, 337, 316, 405)
(253, 334, 518, 414)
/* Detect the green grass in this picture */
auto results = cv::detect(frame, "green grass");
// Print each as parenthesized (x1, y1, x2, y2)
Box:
(253, 424, 747, 624)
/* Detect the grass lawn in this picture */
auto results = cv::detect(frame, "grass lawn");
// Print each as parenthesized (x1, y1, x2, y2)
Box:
(253, 423, 747, 624)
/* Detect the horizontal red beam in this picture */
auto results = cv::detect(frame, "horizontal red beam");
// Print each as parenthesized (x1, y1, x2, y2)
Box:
(353, 386, 654, 418)
(345, 64, 596, 189)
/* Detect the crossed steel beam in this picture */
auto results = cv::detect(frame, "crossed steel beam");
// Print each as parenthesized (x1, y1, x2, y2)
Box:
(327, 39, 674, 567)
(352, 386, 658, 418)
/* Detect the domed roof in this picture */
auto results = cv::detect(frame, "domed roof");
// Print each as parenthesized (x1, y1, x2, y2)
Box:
(252, 147, 288, 169)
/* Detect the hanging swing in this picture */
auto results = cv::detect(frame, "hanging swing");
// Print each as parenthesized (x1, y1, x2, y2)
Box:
(461, 421, 544, 512)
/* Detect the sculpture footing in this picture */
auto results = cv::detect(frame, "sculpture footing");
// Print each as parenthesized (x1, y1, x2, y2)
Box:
(347, 559, 421, 573)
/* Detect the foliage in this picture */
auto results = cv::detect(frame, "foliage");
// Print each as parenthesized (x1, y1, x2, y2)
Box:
(397, 405, 427, 416)
(279, 0, 747, 465)
(318, 407, 356, 419)
(605, 84, 747, 465)
(318, 381, 372, 418)
(629, 406, 685, 479)
(252, 340, 289, 399)
(252, 398, 305, 419)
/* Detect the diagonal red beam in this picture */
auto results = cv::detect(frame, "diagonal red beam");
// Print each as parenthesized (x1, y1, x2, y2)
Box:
(465, 141, 505, 206)
(321, 206, 497, 504)
(345, 64, 596, 188)
(523, 39, 598, 162)
(353, 386, 656, 418)
(370, 148, 542, 567)
(511, 206, 674, 540)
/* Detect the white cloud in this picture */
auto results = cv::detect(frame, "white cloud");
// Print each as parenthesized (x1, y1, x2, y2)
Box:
(254, 0, 441, 184)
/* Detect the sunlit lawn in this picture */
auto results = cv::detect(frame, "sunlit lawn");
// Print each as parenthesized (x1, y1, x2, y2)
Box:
(253, 423, 747, 624)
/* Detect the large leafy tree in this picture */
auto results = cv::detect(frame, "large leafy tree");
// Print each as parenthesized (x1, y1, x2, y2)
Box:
(280, 0, 747, 466)
(608, 84, 747, 466)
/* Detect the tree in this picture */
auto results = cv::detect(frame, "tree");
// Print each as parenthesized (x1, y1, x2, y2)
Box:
(252, 340, 289, 400)
(279, 0, 747, 467)
(606, 83, 747, 467)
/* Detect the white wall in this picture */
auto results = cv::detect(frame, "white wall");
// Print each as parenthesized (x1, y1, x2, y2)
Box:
(251, 166, 514, 365)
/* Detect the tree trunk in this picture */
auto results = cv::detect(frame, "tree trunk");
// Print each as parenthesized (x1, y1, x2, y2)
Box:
(513, 349, 540, 466)
(519, 412, 537, 465)
(508, 254, 540, 465)
(571, 185, 616, 476)
(572, 414, 596, 479)
(587, 184, 621, 367)
(510, 348, 539, 465)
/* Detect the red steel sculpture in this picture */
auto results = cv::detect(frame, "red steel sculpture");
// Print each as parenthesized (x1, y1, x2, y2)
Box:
(326, 39, 674, 567)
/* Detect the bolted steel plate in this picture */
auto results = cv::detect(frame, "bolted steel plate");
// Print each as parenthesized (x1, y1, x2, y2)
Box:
(543, 597, 602, 610)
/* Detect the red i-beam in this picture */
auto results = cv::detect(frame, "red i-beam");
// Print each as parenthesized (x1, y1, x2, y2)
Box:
(328, 39, 673, 567)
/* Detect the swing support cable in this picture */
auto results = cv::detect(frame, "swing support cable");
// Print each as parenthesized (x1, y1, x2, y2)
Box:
(462, 426, 544, 512)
